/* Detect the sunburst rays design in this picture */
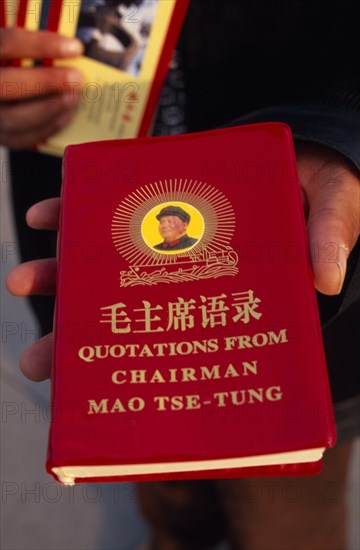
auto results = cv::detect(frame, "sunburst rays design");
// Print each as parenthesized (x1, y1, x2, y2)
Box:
(111, 179, 236, 265)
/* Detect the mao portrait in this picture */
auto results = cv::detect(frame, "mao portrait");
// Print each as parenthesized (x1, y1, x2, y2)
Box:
(153, 205, 198, 251)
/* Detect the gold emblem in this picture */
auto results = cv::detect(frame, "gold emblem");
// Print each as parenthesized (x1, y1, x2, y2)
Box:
(111, 179, 238, 286)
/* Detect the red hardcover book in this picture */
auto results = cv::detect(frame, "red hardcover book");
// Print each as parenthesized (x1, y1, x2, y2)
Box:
(48, 123, 336, 485)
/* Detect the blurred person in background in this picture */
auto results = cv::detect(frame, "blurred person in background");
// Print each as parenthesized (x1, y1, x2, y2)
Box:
(76, 0, 145, 70)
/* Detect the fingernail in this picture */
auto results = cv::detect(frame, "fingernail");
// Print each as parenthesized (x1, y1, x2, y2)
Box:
(336, 244, 349, 294)
(60, 38, 84, 56)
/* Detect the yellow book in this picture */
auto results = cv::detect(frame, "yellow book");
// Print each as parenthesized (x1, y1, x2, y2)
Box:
(36, 0, 188, 156)
(4, 0, 18, 27)
(22, 0, 42, 66)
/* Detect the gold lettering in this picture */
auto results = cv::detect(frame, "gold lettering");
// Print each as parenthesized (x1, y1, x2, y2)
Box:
(126, 344, 140, 357)
(230, 390, 246, 405)
(78, 338, 223, 361)
(186, 395, 201, 409)
(110, 398, 126, 413)
(242, 361, 257, 375)
(169, 369, 178, 382)
(153, 394, 202, 411)
(181, 368, 197, 382)
(128, 397, 145, 411)
(224, 363, 239, 378)
(247, 388, 264, 403)
(223, 336, 237, 350)
(96, 361, 262, 386)
(268, 330, 288, 345)
(88, 399, 108, 414)
(266, 386, 283, 401)
(152, 342, 168, 356)
(212, 385, 283, 408)
(111, 371, 126, 384)
(223, 329, 288, 351)
(168, 342, 178, 356)
(95, 345, 110, 359)
(192, 340, 207, 353)
(200, 365, 221, 380)
(171, 396, 184, 410)
(213, 391, 228, 407)
(110, 345, 126, 358)
(176, 341, 193, 355)
(252, 333, 268, 347)
(79, 346, 95, 362)
(88, 397, 146, 414)
(150, 370, 166, 383)
(238, 335, 253, 348)
(154, 396, 169, 411)
(207, 338, 220, 352)
(138, 344, 154, 357)
(130, 370, 147, 384)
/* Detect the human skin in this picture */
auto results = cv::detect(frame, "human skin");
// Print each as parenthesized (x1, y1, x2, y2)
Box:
(0, 28, 84, 149)
(158, 215, 188, 243)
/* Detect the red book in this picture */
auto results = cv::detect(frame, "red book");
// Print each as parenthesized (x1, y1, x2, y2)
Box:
(48, 123, 336, 485)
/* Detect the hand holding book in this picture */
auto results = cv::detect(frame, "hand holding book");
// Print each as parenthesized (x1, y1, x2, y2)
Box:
(0, 28, 83, 149)
(1, 0, 189, 155)
(7, 142, 360, 382)
(5, 125, 360, 481)
(295, 142, 359, 296)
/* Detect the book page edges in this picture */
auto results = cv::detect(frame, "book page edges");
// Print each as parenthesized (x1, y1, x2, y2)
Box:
(52, 447, 325, 485)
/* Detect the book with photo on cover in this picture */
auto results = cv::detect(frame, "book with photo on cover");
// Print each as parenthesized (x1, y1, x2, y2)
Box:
(47, 123, 336, 485)
(42, 0, 189, 156)
(6, 0, 189, 155)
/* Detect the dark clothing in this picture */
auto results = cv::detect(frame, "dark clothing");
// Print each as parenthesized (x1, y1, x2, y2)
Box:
(153, 234, 198, 251)
(9, 150, 61, 335)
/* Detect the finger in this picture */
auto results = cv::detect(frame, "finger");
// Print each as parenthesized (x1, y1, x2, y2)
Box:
(0, 66, 83, 101)
(307, 218, 352, 295)
(0, 28, 83, 60)
(0, 114, 74, 149)
(6, 259, 57, 296)
(305, 167, 360, 296)
(0, 93, 79, 136)
(26, 198, 61, 230)
(20, 333, 53, 381)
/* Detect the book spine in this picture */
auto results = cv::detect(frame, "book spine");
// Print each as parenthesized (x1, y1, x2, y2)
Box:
(0, 1, 6, 28)
(138, 0, 190, 137)
(10, 0, 28, 66)
(42, 0, 62, 66)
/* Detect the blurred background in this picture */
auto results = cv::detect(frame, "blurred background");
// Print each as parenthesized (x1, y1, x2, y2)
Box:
(1, 146, 149, 550)
(1, 146, 359, 550)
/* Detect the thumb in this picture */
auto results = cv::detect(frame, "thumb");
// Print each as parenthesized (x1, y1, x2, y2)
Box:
(307, 211, 350, 296)
(20, 332, 53, 381)
(304, 163, 359, 296)
(296, 143, 360, 296)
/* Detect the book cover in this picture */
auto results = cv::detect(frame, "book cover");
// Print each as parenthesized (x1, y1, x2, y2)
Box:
(3, 0, 18, 28)
(48, 123, 336, 485)
(16, 0, 41, 31)
(33, 0, 189, 156)
(15, 0, 42, 66)
(1, 1, 7, 28)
